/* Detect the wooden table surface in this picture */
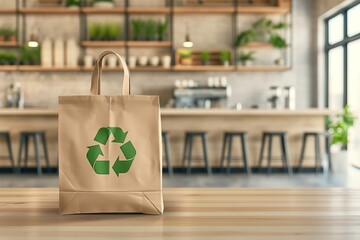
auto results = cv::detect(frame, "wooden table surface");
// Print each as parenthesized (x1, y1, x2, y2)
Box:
(0, 188, 359, 239)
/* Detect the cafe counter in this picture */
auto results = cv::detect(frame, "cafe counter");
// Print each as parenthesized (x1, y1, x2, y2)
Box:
(0, 108, 336, 169)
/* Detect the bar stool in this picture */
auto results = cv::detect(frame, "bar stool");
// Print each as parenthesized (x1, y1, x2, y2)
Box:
(162, 132, 173, 176)
(298, 131, 332, 173)
(182, 131, 212, 175)
(18, 131, 50, 175)
(258, 131, 293, 175)
(0, 131, 15, 171)
(220, 132, 251, 175)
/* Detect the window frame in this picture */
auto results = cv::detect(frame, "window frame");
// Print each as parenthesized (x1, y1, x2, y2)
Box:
(324, 0, 360, 108)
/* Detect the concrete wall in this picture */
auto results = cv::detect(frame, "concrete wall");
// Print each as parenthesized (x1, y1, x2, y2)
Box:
(0, 0, 318, 109)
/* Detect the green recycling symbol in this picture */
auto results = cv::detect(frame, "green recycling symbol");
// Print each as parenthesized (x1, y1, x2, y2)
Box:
(86, 127, 136, 176)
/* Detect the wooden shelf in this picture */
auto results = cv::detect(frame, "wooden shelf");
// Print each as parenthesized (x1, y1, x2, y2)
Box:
(130, 66, 170, 71)
(82, 66, 123, 71)
(173, 65, 235, 71)
(127, 7, 170, 14)
(173, 7, 235, 14)
(19, 7, 80, 14)
(237, 65, 290, 71)
(238, 42, 273, 49)
(0, 41, 19, 47)
(127, 41, 171, 47)
(237, 6, 290, 14)
(0, 9, 17, 14)
(0, 65, 17, 71)
(81, 41, 126, 47)
(81, 7, 125, 14)
(18, 66, 82, 71)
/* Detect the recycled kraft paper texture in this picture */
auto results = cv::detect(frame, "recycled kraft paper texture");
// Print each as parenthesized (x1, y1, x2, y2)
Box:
(59, 50, 163, 214)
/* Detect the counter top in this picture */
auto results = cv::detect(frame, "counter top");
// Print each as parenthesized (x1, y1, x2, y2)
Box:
(0, 108, 339, 116)
(0, 188, 358, 239)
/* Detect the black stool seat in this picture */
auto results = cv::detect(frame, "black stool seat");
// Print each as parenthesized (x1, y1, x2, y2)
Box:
(182, 131, 212, 175)
(17, 131, 50, 175)
(298, 131, 332, 173)
(220, 131, 251, 175)
(258, 131, 293, 175)
(0, 131, 15, 171)
(162, 131, 173, 176)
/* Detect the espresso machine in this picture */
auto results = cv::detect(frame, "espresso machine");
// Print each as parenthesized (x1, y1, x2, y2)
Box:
(174, 85, 231, 108)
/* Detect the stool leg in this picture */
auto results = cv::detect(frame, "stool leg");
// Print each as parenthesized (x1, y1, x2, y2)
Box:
(17, 134, 25, 173)
(163, 133, 173, 176)
(34, 134, 42, 175)
(267, 135, 272, 175)
(186, 136, 194, 175)
(202, 134, 212, 175)
(241, 134, 251, 175)
(182, 134, 189, 168)
(24, 135, 29, 169)
(315, 135, 321, 174)
(281, 135, 293, 175)
(41, 133, 51, 173)
(298, 134, 307, 173)
(325, 134, 332, 173)
(258, 134, 266, 170)
(220, 134, 228, 169)
(226, 135, 233, 174)
(5, 133, 15, 171)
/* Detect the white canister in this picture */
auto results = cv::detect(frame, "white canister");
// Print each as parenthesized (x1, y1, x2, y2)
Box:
(150, 56, 160, 67)
(41, 38, 52, 67)
(129, 56, 137, 68)
(138, 56, 148, 66)
(161, 55, 171, 68)
(54, 38, 65, 67)
(84, 55, 94, 68)
(65, 38, 79, 67)
(107, 55, 118, 68)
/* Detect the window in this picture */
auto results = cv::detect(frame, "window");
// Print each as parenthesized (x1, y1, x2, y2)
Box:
(325, 0, 360, 108)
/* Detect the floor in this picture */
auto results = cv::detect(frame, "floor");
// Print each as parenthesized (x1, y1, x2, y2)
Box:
(0, 164, 359, 188)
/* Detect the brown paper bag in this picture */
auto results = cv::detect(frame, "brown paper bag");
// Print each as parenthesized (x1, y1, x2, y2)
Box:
(59, 50, 163, 215)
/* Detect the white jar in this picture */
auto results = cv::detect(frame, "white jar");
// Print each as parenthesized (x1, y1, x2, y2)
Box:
(129, 56, 137, 68)
(41, 38, 52, 67)
(65, 38, 79, 67)
(84, 55, 94, 68)
(162, 55, 171, 68)
(138, 56, 148, 66)
(107, 55, 118, 68)
(150, 56, 160, 66)
(54, 38, 65, 67)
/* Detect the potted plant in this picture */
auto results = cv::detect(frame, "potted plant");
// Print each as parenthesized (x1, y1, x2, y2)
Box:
(7, 29, 17, 42)
(89, 23, 101, 41)
(93, 0, 114, 8)
(131, 19, 143, 41)
(235, 18, 289, 48)
(109, 23, 121, 41)
(145, 20, 156, 41)
(65, 0, 80, 7)
(200, 51, 210, 65)
(326, 105, 356, 173)
(19, 46, 40, 65)
(238, 51, 255, 66)
(0, 52, 17, 65)
(220, 50, 230, 66)
(179, 50, 192, 65)
(157, 19, 168, 41)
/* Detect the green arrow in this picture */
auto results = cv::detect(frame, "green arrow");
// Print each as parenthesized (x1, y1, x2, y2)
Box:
(109, 127, 128, 143)
(112, 141, 136, 176)
(86, 145, 103, 167)
(94, 127, 111, 145)
(93, 160, 110, 174)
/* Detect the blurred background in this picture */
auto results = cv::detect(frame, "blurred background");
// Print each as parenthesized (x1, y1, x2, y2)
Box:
(0, 0, 359, 188)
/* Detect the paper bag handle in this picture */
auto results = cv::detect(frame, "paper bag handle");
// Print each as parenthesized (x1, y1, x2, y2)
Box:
(90, 50, 130, 95)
